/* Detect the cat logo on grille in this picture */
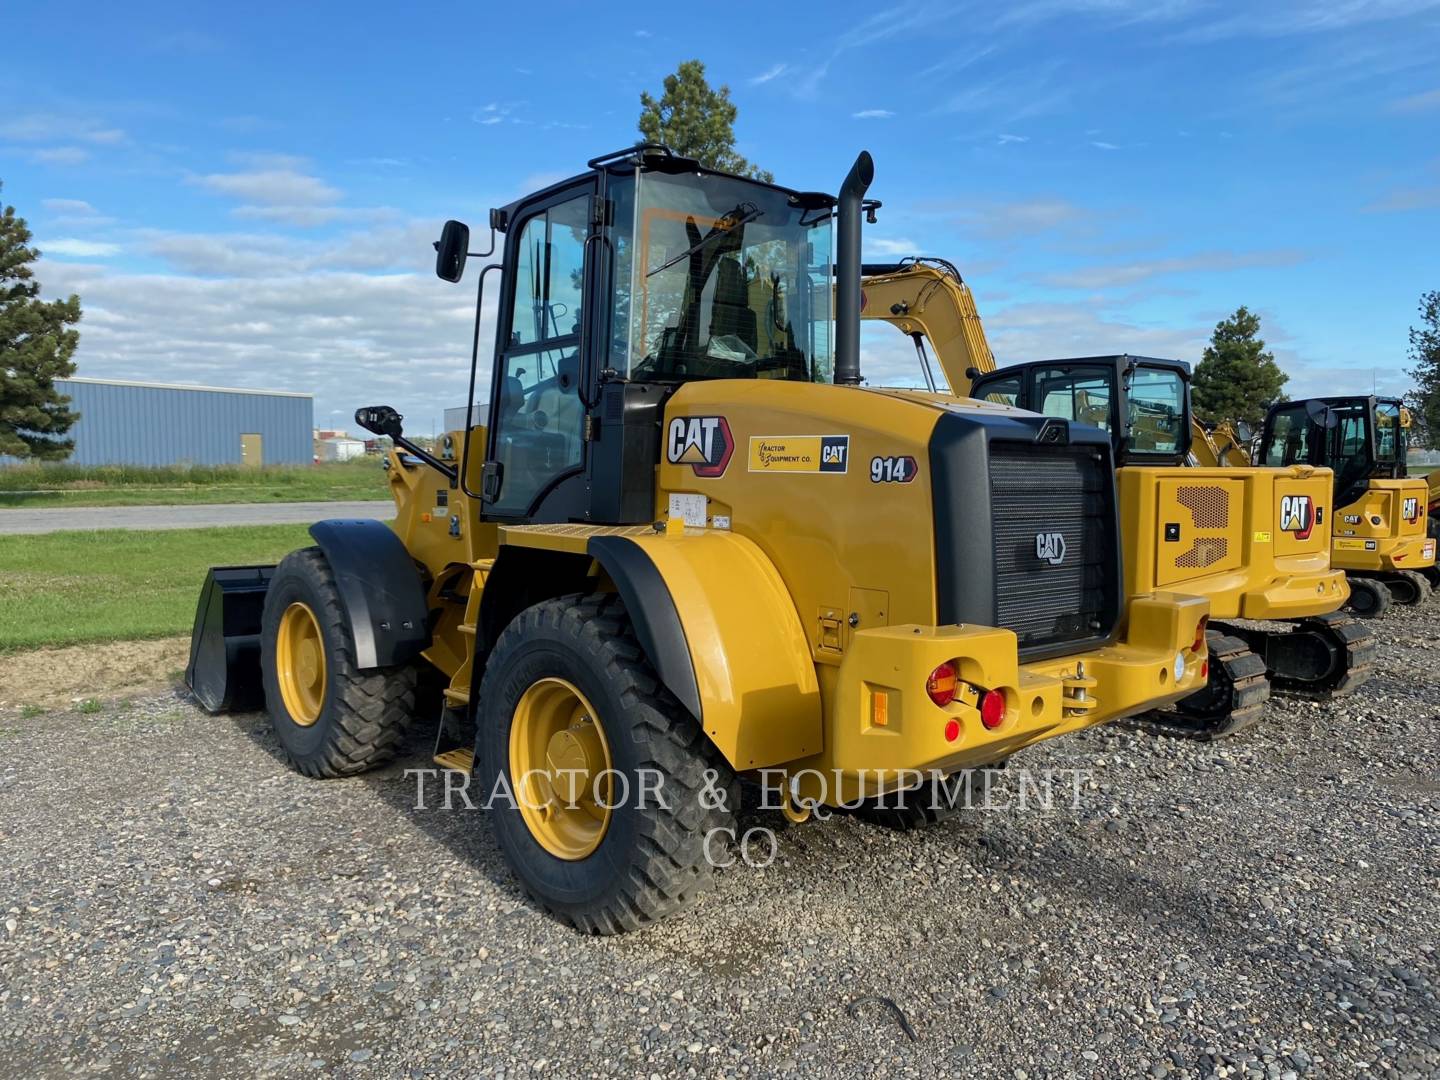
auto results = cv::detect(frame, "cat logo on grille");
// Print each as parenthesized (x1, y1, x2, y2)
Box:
(1402, 496, 1420, 524)
(1035, 531, 1067, 566)
(666, 415, 734, 478)
(1280, 494, 1314, 540)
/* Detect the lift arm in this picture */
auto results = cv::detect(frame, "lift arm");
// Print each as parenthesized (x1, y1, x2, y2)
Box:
(859, 258, 995, 396)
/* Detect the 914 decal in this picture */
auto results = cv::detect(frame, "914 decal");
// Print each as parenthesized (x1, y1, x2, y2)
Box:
(869, 455, 918, 484)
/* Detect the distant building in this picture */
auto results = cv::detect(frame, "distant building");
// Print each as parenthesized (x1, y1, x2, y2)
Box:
(28, 378, 313, 468)
(317, 437, 366, 462)
(443, 404, 485, 432)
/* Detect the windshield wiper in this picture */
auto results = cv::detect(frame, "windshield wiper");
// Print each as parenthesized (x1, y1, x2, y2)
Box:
(646, 203, 764, 278)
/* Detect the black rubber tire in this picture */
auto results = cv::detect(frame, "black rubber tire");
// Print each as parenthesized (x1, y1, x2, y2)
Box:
(260, 547, 419, 777)
(1385, 570, 1432, 607)
(853, 766, 1004, 830)
(475, 593, 738, 934)
(1345, 576, 1392, 619)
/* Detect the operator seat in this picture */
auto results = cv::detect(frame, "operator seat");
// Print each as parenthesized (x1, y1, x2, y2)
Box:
(529, 351, 583, 463)
(708, 259, 758, 353)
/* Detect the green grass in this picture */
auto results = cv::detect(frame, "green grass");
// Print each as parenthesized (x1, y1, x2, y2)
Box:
(0, 524, 313, 651)
(0, 458, 388, 508)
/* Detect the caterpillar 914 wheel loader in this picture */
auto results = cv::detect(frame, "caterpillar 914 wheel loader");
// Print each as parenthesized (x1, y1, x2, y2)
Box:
(186, 148, 1211, 933)
(1254, 395, 1437, 617)
(859, 259, 1372, 737)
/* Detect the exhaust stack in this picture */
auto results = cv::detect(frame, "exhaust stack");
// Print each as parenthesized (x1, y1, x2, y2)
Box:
(834, 150, 874, 387)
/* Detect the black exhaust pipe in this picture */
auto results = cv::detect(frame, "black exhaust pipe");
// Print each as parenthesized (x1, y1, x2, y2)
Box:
(834, 150, 874, 387)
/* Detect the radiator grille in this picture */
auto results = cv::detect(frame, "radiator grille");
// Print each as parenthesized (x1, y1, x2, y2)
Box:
(990, 444, 1116, 654)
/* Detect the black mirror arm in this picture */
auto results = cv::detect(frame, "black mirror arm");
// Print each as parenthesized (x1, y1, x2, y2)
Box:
(355, 406, 457, 482)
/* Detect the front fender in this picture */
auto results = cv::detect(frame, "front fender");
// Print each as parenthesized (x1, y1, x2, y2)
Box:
(309, 519, 429, 669)
(589, 531, 821, 771)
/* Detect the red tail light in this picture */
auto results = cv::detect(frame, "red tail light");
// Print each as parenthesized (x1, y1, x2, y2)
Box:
(1192, 615, 1209, 653)
(926, 661, 958, 706)
(979, 690, 1005, 729)
(943, 719, 961, 743)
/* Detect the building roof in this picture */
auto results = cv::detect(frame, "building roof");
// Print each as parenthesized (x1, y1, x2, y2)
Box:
(59, 376, 312, 399)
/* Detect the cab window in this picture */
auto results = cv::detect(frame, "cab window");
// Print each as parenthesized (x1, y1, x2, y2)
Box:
(1375, 402, 1401, 463)
(489, 190, 590, 516)
(1263, 404, 1311, 466)
(1033, 367, 1113, 430)
(975, 373, 1021, 407)
(1126, 367, 1185, 454)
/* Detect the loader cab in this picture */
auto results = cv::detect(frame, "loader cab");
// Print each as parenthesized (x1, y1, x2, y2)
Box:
(1258, 396, 1408, 509)
(970, 355, 1192, 465)
(463, 147, 838, 524)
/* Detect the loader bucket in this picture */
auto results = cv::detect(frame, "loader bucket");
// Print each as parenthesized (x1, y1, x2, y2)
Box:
(185, 565, 276, 713)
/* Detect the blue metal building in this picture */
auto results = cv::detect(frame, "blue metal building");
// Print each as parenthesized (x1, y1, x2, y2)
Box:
(50, 378, 313, 467)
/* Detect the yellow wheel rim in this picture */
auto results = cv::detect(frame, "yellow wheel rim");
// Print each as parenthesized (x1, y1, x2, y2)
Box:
(509, 677, 613, 860)
(276, 602, 327, 726)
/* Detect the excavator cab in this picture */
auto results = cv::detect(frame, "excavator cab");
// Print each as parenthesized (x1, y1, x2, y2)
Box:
(1257, 395, 1435, 612)
(972, 355, 1191, 461)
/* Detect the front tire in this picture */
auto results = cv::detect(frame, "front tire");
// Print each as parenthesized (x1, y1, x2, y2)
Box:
(475, 594, 737, 934)
(260, 547, 419, 777)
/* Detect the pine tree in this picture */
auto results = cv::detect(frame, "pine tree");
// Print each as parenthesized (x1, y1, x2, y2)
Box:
(1191, 306, 1288, 429)
(638, 60, 773, 182)
(1404, 290, 1440, 449)
(0, 182, 82, 460)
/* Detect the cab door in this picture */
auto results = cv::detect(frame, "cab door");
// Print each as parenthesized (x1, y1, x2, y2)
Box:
(484, 184, 594, 519)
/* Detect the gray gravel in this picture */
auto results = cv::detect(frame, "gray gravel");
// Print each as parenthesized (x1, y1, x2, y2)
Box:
(0, 501, 394, 535)
(1, 604, 1436, 1078)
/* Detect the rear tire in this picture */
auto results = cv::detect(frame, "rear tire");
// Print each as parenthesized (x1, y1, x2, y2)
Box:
(260, 547, 419, 777)
(475, 593, 738, 934)
(1345, 576, 1391, 619)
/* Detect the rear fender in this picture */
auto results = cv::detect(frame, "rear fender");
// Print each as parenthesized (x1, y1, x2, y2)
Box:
(308, 519, 429, 669)
(588, 531, 821, 771)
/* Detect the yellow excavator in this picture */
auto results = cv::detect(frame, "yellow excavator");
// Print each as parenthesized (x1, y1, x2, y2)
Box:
(185, 150, 1213, 933)
(1253, 396, 1436, 616)
(860, 258, 1372, 736)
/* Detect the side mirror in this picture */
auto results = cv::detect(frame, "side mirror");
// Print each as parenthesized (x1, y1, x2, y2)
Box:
(355, 405, 404, 440)
(434, 220, 470, 283)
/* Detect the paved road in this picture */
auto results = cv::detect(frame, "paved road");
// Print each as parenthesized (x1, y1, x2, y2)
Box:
(0, 500, 395, 535)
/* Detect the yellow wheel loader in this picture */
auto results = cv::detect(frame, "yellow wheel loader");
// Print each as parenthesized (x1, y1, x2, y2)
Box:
(1255, 395, 1437, 617)
(860, 259, 1372, 737)
(185, 149, 1211, 933)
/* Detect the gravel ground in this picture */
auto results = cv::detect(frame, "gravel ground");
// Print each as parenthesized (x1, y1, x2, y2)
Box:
(0, 605, 1436, 1079)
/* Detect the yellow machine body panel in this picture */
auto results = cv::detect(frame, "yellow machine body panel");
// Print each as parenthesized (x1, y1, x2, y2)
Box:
(1118, 466, 1345, 619)
(1332, 477, 1436, 573)
(370, 381, 1211, 802)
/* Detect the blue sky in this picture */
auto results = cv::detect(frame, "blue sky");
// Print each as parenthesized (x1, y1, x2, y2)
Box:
(3, 0, 1438, 431)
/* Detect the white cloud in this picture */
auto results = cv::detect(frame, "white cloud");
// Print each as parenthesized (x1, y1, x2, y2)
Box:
(939, 197, 1092, 240)
(472, 103, 528, 126)
(37, 227, 496, 430)
(231, 204, 386, 228)
(38, 239, 121, 258)
(1389, 87, 1440, 112)
(865, 237, 919, 256)
(42, 199, 99, 216)
(634, 29, 652, 38)
(750, 64, 790, 85)
(193, 167, 340, 206)
(852, 108, 895, 119)
(0, 112, 126, 144)
(997, 133, 1030, 145)
(1037, 249, 1309, 289)
(28, 147, 90, 166)
(1090, 140, 1120, 150)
